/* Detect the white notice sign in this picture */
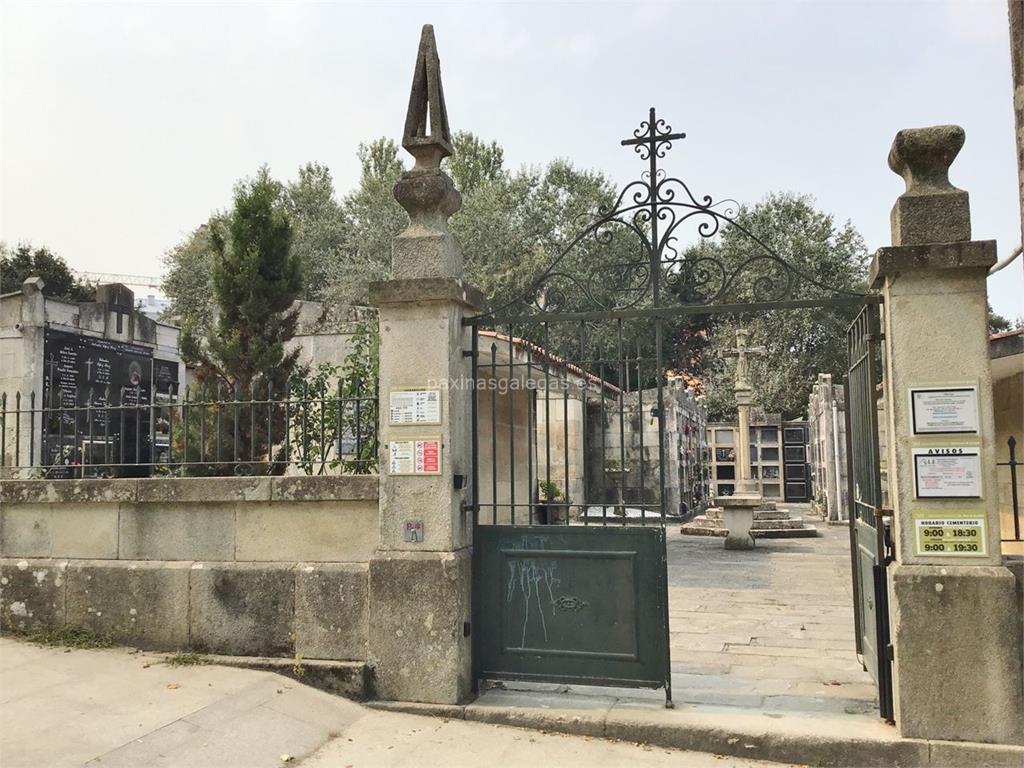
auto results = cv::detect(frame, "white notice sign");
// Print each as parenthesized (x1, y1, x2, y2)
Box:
(910, 387, 978, 434)
(388, 438, 442, 475)
(389, 389, 441, 425)
(913, 447, 982, 498)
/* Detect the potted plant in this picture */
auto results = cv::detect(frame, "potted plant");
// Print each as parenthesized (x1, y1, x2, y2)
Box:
(536, 480, 564, 525)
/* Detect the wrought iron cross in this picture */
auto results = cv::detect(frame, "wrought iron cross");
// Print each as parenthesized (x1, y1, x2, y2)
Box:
(619, 107, 687, 303)
(724, 328, 766, 390)
(620, 107, 686, 162)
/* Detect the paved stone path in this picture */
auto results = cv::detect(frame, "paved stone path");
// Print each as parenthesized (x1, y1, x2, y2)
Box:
(483, 515, 881, 730)
(665, 514, 879, 719)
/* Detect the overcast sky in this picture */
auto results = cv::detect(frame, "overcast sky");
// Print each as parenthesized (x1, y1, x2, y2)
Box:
(1, 0, 1021, 318)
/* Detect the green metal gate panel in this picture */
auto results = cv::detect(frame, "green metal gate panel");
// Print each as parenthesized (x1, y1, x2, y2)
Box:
(845, 302, 894, 722)
(853, 517, 882, 687)
(475, 525, 670, 690)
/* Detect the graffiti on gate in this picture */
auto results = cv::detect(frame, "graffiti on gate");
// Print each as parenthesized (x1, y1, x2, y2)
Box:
(505, 535, 561, 647)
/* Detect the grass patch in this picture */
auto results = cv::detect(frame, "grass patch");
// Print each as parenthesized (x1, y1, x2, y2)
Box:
(27, 627, 113, 649)
(164, 651, 210, 667)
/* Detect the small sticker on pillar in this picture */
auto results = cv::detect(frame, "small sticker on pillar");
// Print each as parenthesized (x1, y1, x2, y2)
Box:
(403, 520, 425, 543)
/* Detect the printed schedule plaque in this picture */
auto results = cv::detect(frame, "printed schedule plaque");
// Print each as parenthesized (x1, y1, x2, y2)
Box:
(913, 447, 982, 499)
(388, 437, 442, 475)
(389, 388, 441, 425)
(912, 512, 987, 557)
(910, 387, 978, 435)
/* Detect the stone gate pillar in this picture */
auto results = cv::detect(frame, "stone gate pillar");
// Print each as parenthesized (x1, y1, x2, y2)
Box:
(872, 125, 1024, 743)
(366, 25, 481, 704)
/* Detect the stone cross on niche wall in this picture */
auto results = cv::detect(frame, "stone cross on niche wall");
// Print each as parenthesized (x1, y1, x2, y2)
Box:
(724, 328, 765, 391)
(402, 24, 453, 170)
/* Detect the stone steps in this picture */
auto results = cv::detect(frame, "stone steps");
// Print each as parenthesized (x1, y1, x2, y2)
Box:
(681, 505, 819, 539)
(753, 518, 807, 530)
(753, 510, 792, 521)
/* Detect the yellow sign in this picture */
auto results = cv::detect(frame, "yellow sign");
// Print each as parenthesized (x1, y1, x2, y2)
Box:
(912, 512, 987, 557)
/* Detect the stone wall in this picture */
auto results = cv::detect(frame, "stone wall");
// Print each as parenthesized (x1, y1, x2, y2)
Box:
(0, 475, 377, 662)
(586, 382, 705, 517)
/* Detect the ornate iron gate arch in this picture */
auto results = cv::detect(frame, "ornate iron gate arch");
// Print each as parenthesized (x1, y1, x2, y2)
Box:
(478, 106, 871, 323)
(467, 107, 886, 711)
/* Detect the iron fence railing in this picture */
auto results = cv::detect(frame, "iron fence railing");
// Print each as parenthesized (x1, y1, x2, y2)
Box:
(0, 382, 378, 479)
(999, 435, 1021, 543)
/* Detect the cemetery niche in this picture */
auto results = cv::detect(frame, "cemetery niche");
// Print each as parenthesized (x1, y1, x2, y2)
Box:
(40, 327, 176, 477)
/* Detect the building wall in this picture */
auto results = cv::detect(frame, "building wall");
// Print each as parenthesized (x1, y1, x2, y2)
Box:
(286, 301, 376, 373)
(475, 382, 535, 524)
(995, 370, 1023, 555)
(535, 392, 585, 514)
(588, 382, 706, 517)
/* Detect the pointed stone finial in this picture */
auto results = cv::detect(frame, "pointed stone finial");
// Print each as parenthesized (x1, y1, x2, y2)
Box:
(389, 25, 462, 280)
(402, 24, 453, 170)
(888, 125, 970, 245)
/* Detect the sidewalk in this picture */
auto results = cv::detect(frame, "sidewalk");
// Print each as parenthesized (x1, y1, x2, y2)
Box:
(0, 638, 786, 768)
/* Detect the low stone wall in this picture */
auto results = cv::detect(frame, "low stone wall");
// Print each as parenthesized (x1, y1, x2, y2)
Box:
(0, 476, 377, 662)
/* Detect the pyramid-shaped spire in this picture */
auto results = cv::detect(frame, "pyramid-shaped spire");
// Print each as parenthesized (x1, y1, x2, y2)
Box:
(402, 24, 453, 168)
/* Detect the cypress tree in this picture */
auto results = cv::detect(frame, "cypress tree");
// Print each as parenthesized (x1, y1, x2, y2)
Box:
(182, 166, 303, 473)
(205, 167, 302, 391)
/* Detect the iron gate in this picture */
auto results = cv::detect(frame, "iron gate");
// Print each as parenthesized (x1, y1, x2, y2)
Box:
(465, 106, 882, 708)
(845, 303, 895, 722)
(468, 315, 674, 700)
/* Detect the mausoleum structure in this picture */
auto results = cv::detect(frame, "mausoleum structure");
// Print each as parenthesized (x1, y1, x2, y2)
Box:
(287, 300, 377, 373)
(807, 373, 849, 522)
(0, 279, 183, 476)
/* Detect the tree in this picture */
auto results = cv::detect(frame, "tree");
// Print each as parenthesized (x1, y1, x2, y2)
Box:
(175, 169, 303, 475)
(162, 132, 631, 323)
(163, 165, 349, 331)
(324, 139, 408, 305)
(160, 223, 220, 331)
(286, 163, 350, 303)
(446, 132, 505, 193)
(0, 243, 94, 301)
(988, 304, 1017, 335)
(179, 167, 303, 474)
(691, 193, 869, 421)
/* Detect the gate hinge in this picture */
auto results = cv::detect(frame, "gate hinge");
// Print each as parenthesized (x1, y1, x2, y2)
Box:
(462, 349, 476, 358)
(886, 643, 895, 662)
